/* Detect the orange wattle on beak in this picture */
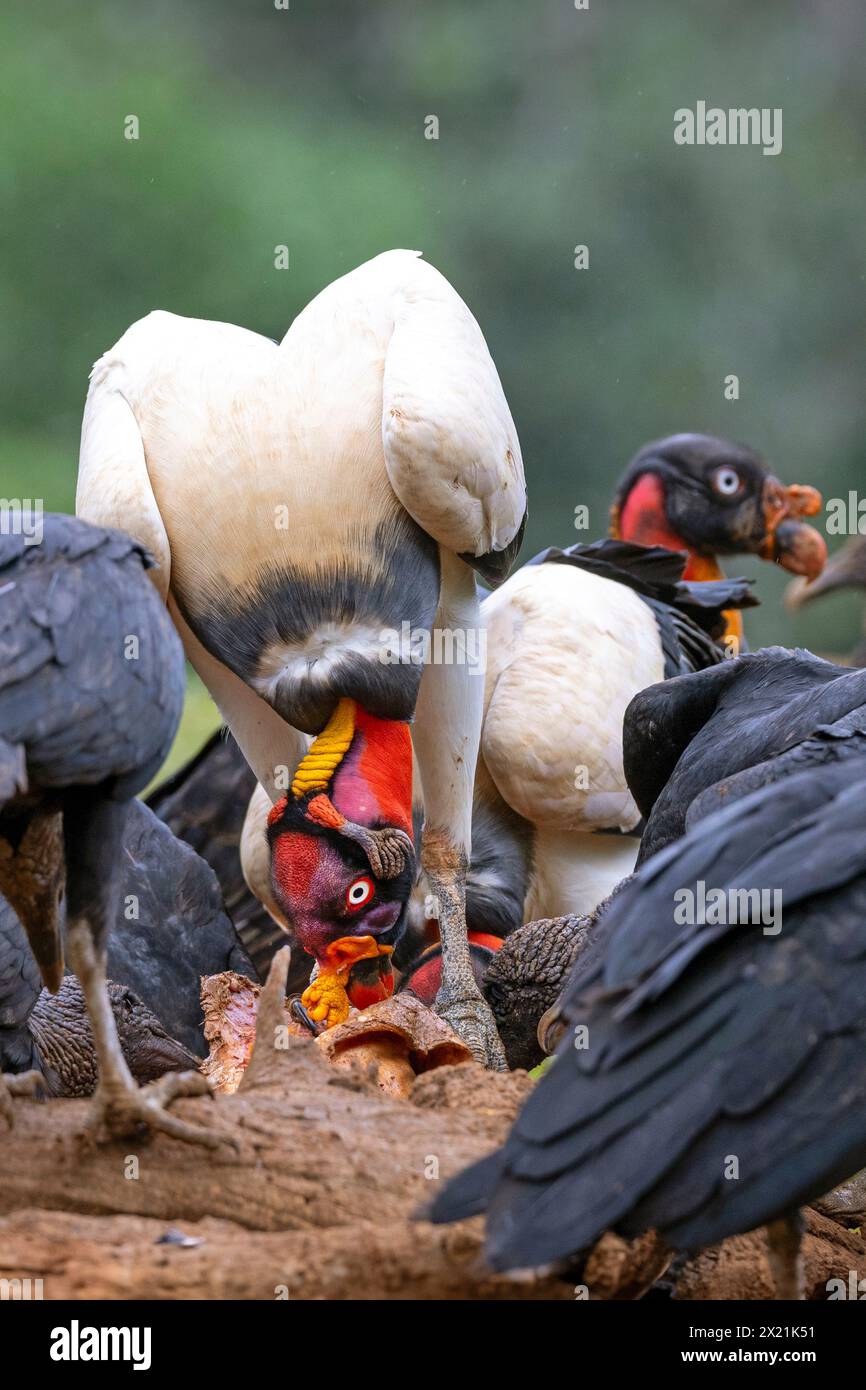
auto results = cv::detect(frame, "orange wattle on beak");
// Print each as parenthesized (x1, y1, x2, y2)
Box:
(758, 480, 826, 581)
(300, 936, 394, 1030)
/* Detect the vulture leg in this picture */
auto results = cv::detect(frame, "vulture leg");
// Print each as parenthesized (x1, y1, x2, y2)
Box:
(0, 1070, 45, 1128)
(63, 793, 224, 1149)
(413, 554, 506, 1070)
(0, 808, 66, 993)
(765, 1211, 805, 1299)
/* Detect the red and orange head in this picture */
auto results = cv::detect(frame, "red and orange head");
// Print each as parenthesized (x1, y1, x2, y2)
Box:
(267, 699, 415, 1004)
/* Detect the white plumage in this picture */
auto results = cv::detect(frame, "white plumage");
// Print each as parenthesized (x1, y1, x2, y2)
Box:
(466, 559, 667, 923)
(77, 250, 526, 1066)
(79, 251, 523, 592)
(481, 562, 663, 832)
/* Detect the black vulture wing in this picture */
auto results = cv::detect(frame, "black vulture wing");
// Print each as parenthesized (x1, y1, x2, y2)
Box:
(429, 756, 866, 1270)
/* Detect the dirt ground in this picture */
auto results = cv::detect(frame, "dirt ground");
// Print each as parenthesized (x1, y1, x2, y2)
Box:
(1, 978, 862, 1300)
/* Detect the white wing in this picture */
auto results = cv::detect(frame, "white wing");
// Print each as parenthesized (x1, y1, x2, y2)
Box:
(479, 563, 665, 832)
(282, 249, 526, 561)
(77, 327, 173, 596)
(381, 252, 525, 559)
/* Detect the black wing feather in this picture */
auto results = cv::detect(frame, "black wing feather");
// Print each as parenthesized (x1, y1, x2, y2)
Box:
(429, 745, 866, 1271)
(0, 515, 184, 806)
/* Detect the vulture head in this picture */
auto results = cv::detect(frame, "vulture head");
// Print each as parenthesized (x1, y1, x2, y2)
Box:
(611, 432, 827, 582)
(266, 698, 415, 1027)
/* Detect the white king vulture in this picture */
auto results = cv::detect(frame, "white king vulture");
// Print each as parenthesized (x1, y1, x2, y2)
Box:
(459, 433, 827, 939)
(462, 541, 757, 934)
(77, 250, 526, 1067)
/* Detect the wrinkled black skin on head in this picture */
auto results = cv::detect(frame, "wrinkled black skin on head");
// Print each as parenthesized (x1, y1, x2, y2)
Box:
(266, 792, 414, 957)
(614, 433, 774, 557)
(25, 975, 199, 1097)
(482, 915, 590, 1071)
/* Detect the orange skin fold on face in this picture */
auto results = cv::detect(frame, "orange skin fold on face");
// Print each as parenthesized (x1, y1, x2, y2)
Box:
(300, 935, 394, 1029)
(758, 480, 826, 579)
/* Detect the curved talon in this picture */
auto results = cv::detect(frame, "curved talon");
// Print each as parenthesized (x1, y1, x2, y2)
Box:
(289, 996, 321, 1035)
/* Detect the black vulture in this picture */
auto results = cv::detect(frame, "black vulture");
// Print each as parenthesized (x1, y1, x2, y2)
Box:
(0, 514, 221, 1144)
(1, 798, 256, 1101)
(1, 887, 198, 1098)
(0, 795, 257, 1095)
(428, 649, 866, 1297)
(625, 646, 866, 860)
(107, 798, 256, 1054)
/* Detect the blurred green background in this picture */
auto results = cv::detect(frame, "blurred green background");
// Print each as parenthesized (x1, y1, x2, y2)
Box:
(1, 0, 864, 776)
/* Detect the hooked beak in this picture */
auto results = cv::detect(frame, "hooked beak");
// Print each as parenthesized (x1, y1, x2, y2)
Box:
(785, 536, 866, 610)
(299, 935, 395, 1032)
(537, 1001, 567, 1056)
(757, 479, 826, 580)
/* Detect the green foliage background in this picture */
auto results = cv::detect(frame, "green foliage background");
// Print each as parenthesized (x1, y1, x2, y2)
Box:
(1, 0, 864, 770)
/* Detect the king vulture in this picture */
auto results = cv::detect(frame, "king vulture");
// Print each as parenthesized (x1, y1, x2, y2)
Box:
(462, 541, 756, 935)
(611, 432, 826, 646)
(429, 649, 866, 1298)
(0, 514, 217, 1143)
(456, 434, 826, 939)
(77, 250, 526, 1067)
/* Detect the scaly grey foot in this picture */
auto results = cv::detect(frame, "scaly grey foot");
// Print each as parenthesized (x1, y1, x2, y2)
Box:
(435, 989, 507, 1071)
